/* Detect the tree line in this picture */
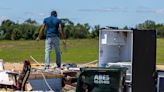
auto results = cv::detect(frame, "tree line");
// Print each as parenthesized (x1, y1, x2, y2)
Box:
(0, 18, 99, 40)
(0, 19, 164, 40)
(136, 20, 164, 37)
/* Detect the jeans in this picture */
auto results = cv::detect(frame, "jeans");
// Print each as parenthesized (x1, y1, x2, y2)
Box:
(45, 36, 61, 68)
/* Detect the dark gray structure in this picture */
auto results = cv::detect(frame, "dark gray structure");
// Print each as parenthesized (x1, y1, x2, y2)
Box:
(132, 30, 156, 92)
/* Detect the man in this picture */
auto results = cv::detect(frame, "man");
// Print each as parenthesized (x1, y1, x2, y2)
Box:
(36, 10, 65, 69)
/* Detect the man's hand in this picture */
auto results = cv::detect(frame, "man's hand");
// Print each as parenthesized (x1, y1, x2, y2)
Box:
(36, 24, 45, 41)
(62, 40, 66, 45)
(36, 37, 40, 41)
(62, 40, 67, 51)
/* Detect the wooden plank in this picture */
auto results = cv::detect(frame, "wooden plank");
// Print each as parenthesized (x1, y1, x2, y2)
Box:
(157, 65, 164, 70)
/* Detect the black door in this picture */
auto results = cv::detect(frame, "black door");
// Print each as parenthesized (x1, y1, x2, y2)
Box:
(132, 30, 156, 92)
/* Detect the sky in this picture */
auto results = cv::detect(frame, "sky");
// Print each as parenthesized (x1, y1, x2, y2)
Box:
(0, 0, 164, 28)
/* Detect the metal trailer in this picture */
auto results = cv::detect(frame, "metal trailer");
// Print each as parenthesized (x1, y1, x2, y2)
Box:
(76, 67, 127, 92)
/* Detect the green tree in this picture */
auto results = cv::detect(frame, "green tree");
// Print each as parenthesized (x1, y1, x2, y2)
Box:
(91, 25, 100, 38)
(61, 18, 74, 39)
(136, 20, 156, 30)
(11, 27, 21, 40)
(20, 23, 35, 40)
(73, 23, 90, 38)
(24, 18, 37, 25)
(1, 19, 15, 40)
(123, 26, 129, 30)
(156, 24, 164, 37)
(33, 25, 41, 39)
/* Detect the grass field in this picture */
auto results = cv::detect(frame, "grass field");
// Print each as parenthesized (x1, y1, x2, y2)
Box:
(0, 38, 164, 64)
(0, 39, 98, 64)
(157, 38, 164, 64)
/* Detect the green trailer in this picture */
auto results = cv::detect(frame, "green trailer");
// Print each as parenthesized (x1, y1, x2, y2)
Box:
(76, 67, 127, 92)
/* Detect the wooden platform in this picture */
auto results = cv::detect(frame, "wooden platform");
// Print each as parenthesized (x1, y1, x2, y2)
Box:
(28, 64, 164, 80)
(29, 72, 64, 80)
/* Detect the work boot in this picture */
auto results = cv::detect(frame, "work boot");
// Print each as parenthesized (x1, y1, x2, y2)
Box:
(44, 65, 50, 71)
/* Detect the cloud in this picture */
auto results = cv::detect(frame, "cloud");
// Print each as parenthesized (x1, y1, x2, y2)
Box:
(155, 9, 164, 14)
(78, 9, 113, 12)
(136, 8, 164, 15)
(38, 13, 45, 16)
(136, 9, 154, 13)
(0, 7, 12, 10)
(78, 7, 128, 13)
(78, 6, 164, 15)
(24, 11, 47, 17)
(24, 12, 34, 15)
(136, 6, 164, 15)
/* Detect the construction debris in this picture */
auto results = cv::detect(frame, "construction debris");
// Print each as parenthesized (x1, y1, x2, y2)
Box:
(0, 71, 18, 90)
(0, 59, 4, 71)
(62, 84, 76, 92)
(1, 60, 164, 91)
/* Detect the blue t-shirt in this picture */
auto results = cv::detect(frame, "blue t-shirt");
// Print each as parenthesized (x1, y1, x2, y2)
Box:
(43, 16, 61, 37)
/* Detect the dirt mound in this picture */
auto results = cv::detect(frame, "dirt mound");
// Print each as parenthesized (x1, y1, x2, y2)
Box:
(4, 63, 23, 72)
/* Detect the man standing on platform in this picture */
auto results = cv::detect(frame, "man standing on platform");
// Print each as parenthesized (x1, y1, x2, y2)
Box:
(36, 10, 65, 70)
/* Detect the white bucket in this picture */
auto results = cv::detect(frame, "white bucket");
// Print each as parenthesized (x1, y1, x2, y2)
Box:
(0, 59, 4, 70)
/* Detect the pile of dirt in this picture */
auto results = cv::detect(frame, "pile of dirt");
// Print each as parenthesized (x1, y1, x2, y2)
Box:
(4, 62, 23, 72)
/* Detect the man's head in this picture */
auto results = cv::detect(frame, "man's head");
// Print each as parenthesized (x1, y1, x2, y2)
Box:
(51, 10, 57, 17)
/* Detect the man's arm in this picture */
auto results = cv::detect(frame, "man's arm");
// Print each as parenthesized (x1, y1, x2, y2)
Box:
(59, 24, 65, 39)
(59, 23, 67, 51)
(36, 24, 46, 40)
